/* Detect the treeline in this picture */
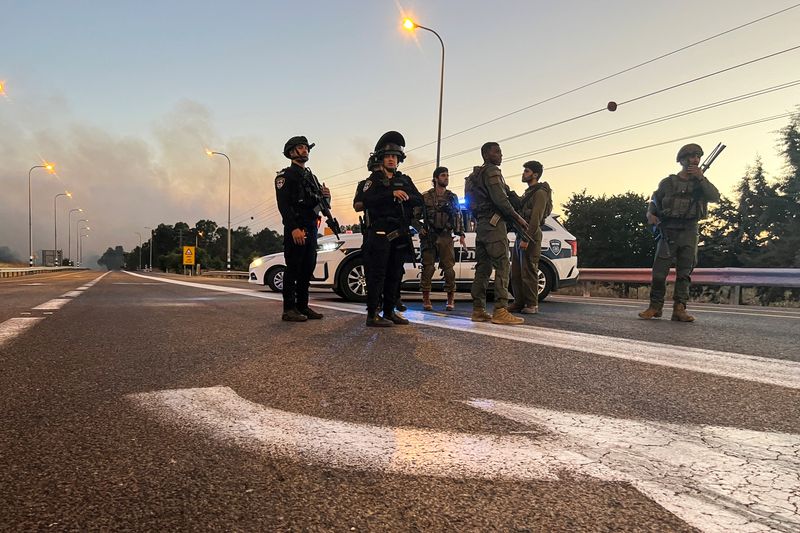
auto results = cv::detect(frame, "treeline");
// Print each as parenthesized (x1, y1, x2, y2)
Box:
(563, 111, 800, 269)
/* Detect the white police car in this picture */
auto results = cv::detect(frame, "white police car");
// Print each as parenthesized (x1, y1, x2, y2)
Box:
(249, 213, 579, 303)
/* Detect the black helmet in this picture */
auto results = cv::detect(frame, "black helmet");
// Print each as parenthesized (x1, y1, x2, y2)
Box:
(374, 131, 406, 163)
(283, 136, 315, 159)
(366, 152, 381, 171)
(676, 143, 703, 162)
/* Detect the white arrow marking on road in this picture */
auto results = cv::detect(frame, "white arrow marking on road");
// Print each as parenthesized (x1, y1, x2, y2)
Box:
(468, 399, 800, 533)
(0, 317, 45, 349)
(124, 272, 800, 390)
(129, 386, 800, 533)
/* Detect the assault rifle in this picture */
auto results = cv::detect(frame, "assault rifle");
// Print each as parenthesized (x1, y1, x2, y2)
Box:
(308, 170, 342, 239)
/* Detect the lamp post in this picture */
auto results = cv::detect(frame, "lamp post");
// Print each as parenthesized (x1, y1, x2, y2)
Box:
(403, 18, 445, 168)
(67, 208, 83, 266)
(76, 219, 88, 266)
(134, 232, 142, 270)
(79, 231, 89, 266)
(54, 191, 71, 265)
(28, 162, 55, 266)
(144, 226, 153, 272)
(206, 150, 232, 271)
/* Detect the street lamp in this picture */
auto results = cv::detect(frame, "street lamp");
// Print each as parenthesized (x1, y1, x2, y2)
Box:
(403, 17, 445, 168)
(134, 232, 142, 270)
(54, 191, 72, 265)
(206, 149, 232, 271)
(28, 162, 56, 266)
(144, 226, 153, 272)
(76, 219, 88, 266)
(67, 208, 83, 266)
(79, 230, 90, 266)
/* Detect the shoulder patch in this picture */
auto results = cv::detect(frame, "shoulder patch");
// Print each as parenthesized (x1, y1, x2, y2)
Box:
(275, 176, 286, 189)
(363, 180, 372, 192)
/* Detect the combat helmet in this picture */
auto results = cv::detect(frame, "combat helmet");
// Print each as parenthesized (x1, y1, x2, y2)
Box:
(283, 136, 315, 159)
(676, 143, 703, 162)
(374, 131, 406, 163)
(366, 152, 381, 171)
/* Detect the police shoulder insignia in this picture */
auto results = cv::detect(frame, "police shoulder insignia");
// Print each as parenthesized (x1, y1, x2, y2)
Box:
(363, 180, 372, 192)
(276, 177, 286, 189)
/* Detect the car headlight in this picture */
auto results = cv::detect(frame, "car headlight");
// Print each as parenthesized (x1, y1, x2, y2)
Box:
(249, 257, 264, 269)
(318, 241, 343, 252)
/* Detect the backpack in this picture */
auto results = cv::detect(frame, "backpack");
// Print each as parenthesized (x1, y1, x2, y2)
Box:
(464, 166, 490, 218)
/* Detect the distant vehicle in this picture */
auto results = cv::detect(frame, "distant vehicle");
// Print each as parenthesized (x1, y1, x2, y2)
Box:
(249, 214, 579, 303)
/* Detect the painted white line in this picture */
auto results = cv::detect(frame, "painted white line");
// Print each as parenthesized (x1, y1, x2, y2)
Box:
(468, 398, 800, 533)
(32, 298, 72, 310)
(76, 287, 89, 290)
(61, 291, 83, 298)
(125, 272, 800, 390)
(21, 282, 45, 286)
(0, 317, 45, 349)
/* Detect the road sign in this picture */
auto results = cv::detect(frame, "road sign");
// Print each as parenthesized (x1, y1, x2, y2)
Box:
(183, 246, 196, 265)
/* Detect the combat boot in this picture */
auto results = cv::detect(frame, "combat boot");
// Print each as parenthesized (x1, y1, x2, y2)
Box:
(422, 291, 433, 311)
(385, 312, 410, 325)
(506, 301, 524, 313)
(366, 312, 392, 327)
(282, 309, 308, 322)
(638, 303, 663, 319)
(445, 292, 455, 311)
(471, 308, 493, 322)
(396, 299, 407, 312)
(300, 307, 323, 319)
(491, 307, 525, 325)
(671, 302, 695, 322)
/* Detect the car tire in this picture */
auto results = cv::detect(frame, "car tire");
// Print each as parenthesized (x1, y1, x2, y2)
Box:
(538, 264, 555, 301)
(266, 266, 285, 293)
(337, 256, 367, 303)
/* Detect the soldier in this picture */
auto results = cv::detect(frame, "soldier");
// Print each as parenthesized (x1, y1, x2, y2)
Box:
(466, 142, 529, 325)
(361, 131, 423, 327)
(419, 166, 466, 311)
(639, 143, 720, 322)
(509, 160, 552, 314)
(275, 136, 330, 322)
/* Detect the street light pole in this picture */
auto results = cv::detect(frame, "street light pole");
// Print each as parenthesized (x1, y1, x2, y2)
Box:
(67, 208, 83, 266)
(54, 191, 71, 265)
(403, 19, 445, 168)
(76, 219, 88, 266)
(145, 226, 153, 271)
(28, 163, 55, 266)
(134, 232, 142, 270)
(79, 231, 89, 265)
(206, 150, 232, 271)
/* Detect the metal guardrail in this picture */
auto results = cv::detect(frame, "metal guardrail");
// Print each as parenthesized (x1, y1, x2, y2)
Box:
(0, 266, 88, 278)
(578, 268, 800, 305)
(200, 270, 249, 279)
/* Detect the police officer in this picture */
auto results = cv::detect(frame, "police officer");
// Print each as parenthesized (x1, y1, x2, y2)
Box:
(275, 136, 330, 322)
(508, 161, 552, 315)
(419, 166, 466, 311)
(639, 143, 720, 322)
(466, 142, 528, 325)
(361, 131, 422, 327)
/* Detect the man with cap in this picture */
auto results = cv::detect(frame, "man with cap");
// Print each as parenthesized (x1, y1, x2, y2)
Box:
(419, 166, 466, 311)
(275, 136, 331, 322)
(639, 143, 720, 322)
(360, 131, 423, 327)
(466, 142, 529, 325)
(509, 160, 552, 315)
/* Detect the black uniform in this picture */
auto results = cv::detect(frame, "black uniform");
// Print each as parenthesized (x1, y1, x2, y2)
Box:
(361, 170, 422, 317)
(275, 163, 321, 313)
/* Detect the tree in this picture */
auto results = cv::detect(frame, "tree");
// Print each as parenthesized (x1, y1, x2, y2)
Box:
(97, 246, 126, 270)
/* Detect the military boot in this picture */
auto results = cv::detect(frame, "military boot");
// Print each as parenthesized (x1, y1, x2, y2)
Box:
(491, 307, 525, 325)
(445, 292, 455, 311)
(300, 307, 323, 319)
(385, 312, 410, 325)
(471, 308, 493, 322)
(506, 301, 524, 313)
(282, 309, 308, 322)
(366, 312, 392, 327)
(671, 302, 695, 322)
(638, 303, 663, 319)
(422, 291, 433, 311)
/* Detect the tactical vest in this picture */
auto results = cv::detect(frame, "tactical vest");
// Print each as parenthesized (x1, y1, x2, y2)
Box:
(425, 190, 458, 232)
(520, 182, 553, 225)
(464, 166, 493, 218)
(659, 175, 706, 220)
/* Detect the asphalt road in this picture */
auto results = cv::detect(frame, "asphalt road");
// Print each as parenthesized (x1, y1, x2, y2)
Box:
(1, 270, 798, 532)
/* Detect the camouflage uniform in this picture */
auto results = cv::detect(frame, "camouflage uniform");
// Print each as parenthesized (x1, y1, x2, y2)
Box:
(420, 188, 464, 293)
(510, 182, 551, 309)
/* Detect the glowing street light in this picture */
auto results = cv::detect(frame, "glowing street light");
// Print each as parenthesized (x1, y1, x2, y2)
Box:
(402, 17, 446, 168)
(206, 149, 232, 271)
(76, 218, 88, 266)
(54, 191, 72, 265)
(79, 229, 90, 266)
(67, 208, 83, 266)
(28, 162, 56, 266)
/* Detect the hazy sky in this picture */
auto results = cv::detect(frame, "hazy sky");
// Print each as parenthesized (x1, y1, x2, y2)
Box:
(2, 0, 799, 266)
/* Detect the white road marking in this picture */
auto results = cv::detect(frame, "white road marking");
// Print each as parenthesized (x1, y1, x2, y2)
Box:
(32, 299, 72, 310)
(124, 272, 800, 390)
(468, 398, 800, 533)
(21, 282, 44, 286)
(76, 287, 89, 290)
(61, 291, 83, 298)
(0, 317, 45, 349)
(129, 386, 800, 533)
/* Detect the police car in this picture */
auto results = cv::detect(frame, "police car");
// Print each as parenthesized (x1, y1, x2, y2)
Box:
(249, 212, 579, 303)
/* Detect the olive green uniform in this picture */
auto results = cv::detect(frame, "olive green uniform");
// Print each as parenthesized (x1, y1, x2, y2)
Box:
(511, 182, 551, 308)
(648, 174, 720, 305)
(420, 188, 464, 292)
(468, 164, 519, 310)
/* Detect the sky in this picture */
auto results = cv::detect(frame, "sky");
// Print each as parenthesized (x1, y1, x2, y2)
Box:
(2, 0, 799, 267)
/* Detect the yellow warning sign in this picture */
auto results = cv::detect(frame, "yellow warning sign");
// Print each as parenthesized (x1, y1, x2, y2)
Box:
(183, 246, 196, 265)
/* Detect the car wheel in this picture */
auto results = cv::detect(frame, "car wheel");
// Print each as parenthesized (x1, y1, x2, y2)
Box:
(266, 266, 285, 292)
(538, 264, 554, 301)
(337, 256, 367, 302)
